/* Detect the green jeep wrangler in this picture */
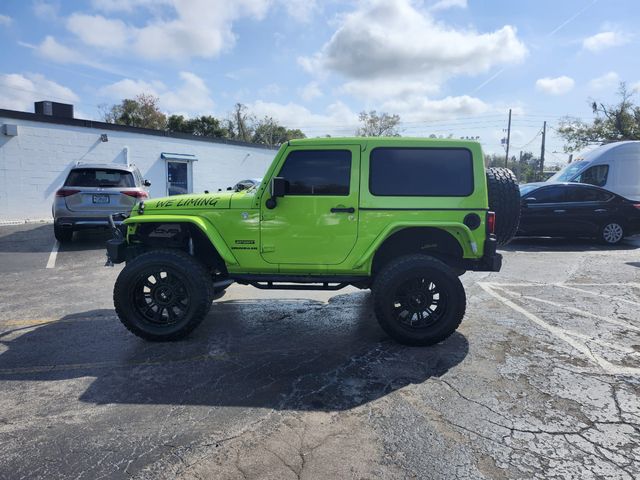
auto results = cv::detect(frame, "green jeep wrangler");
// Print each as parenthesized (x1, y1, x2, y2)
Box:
(107, 138, 520, 346)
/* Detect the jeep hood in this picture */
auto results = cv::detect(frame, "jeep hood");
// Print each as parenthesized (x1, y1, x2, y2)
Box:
(139, 189, 257, 213)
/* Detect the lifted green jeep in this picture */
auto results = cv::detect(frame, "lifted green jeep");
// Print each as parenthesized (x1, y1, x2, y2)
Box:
(107, 138, 520, 346)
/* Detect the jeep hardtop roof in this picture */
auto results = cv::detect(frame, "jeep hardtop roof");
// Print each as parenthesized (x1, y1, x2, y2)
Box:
(287, 137, 481, 149)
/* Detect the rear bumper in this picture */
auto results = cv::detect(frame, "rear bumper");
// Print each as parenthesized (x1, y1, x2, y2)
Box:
(55, 216, 122, 229)
(461, 235, 502, 272)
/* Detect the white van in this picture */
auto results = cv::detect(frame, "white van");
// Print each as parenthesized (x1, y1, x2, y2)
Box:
(548, 141, 640, 201)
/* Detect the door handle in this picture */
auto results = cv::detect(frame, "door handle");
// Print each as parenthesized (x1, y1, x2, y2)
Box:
(331, 207, 355, 213)
(594, 209, 607, 213)
(553, 209, 566, 213)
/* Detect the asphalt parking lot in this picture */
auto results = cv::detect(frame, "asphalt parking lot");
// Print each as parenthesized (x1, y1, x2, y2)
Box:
(1, 224, 639, 479)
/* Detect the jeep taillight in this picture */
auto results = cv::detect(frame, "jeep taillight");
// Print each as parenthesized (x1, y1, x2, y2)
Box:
(55, 188, 81, 197)
(487, 211, 496, 234)
(121, 190, 149, 199)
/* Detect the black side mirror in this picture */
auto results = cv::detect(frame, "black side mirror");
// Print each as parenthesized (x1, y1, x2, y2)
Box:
(522, 197, 536, 206)
(266, 177, 287, 209)
(143, 179, 151, 187)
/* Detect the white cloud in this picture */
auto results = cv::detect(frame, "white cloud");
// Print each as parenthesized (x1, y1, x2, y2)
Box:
(298, 82, 322, 102)
(66, 14, 129, 49)
(36, 36, 85, 64)
(0, 14, 12, 26)
(588, 71, 620, 90)
(79, 0, 270, 60)
(247, 100, 359, 136)
(429, 0, 467, 12)
(278, 0, 318, 22)
(379, 95, 491, 122)
(99, 72, 214, 115)
(583, 31, 631, 53)
(26, 36, 121, 74)
(632, 82, 640, 93)
(33, 1, 59, 19)
(0, 73, 79, 111)
(91, 0, 171, 12)
(535, 76, 575, 95)
(299, 0, 526, 101)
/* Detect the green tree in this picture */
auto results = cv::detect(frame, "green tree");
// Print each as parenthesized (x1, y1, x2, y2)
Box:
(166, 114, 229, 137)
(484, 151, 541, 183)
(252, 116, 306, 146)
(558, 82, 640, 152)
(227, 103, 255, 142)
(356, 111, 401, 137)
(102, 94, 166, 130)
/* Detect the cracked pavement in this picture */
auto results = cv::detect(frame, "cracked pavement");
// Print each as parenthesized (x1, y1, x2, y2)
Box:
(0, 225, 639, 479)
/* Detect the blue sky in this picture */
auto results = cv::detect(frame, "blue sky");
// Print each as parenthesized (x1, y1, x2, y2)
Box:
(0, 0, 638, 161)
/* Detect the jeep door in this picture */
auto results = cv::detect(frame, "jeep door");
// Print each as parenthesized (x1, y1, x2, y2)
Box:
(260, 146, 360, 265)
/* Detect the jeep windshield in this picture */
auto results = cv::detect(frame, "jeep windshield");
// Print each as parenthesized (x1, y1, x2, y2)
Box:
(65, 168, 135, 188)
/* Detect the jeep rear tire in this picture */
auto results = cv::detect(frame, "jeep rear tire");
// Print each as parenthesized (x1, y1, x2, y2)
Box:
(372, 255, 466, 346)
(486, 167, 520, 246)
(114, 249, 213, 341)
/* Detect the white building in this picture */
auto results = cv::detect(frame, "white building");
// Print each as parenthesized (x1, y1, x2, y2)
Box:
(0, 103, 277, 223)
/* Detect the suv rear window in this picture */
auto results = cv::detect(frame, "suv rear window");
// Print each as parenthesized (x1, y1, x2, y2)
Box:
(370, 147, 473, 196)
(65, 169, 135, 188)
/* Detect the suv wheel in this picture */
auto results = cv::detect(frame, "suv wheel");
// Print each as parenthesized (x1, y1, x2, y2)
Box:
(600, 221, 625, 245)
(372, 255, 466, 346)
(486, 167, 520, 246)
(54, 224, 73, 243)
(114, 249, 213, 341)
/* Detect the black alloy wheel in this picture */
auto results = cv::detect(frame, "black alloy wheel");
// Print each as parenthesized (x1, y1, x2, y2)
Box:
(392, 277, 447, 329)
(114, 249, 213, 341)
(373, 254, 466, 346)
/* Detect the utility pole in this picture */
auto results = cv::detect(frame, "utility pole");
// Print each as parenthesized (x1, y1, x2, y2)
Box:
(539, 121, 546, 178)
(505, 108, 512, 168)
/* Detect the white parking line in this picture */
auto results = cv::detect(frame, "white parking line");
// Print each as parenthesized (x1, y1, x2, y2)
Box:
(479, 282, 640, 376)
(493, 287, 640, 332)
(554, 283, 640, 307)
(45, 241, 59, 269)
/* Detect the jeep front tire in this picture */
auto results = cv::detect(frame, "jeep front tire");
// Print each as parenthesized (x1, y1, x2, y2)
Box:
(114, 249, 213, 341)
(372, 255, 466, 346)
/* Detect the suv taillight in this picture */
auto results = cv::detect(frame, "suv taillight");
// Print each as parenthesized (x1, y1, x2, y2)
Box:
(486, 211, 496, 234)
(55, 188, 81, 197)
(121, 190, 149, 199)
(633, 204, 640, 210)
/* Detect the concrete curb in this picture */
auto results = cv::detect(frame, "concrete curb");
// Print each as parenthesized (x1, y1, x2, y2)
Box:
(0, 219, 52, 227)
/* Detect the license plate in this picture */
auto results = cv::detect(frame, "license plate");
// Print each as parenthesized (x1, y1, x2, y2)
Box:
(93, 194, 110, 204)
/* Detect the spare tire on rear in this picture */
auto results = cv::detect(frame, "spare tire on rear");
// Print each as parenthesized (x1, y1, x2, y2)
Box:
(486, 167, 520, 246)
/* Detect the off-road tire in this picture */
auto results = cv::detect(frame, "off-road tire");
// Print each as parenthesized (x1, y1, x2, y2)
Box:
(372, 254, 466, 346)
(114, 249, 213, 341)
(599, 221, 625, 245)
(54, 224, 73, 243)
(486, 167, 520, 246)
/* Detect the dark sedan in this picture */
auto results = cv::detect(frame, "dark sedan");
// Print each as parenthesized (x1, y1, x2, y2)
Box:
(517, 182, 640, 245)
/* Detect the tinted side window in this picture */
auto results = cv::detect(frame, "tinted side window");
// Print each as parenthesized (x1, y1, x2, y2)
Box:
(526, 186, 565, 203)
(567, 187, 613, 202)
(370, 148, 473, 196)
(278, 150, 351, 195)
(576, 165, 609, 187)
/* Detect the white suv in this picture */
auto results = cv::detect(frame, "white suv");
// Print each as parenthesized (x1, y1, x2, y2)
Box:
(52, 164, 150, 242)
